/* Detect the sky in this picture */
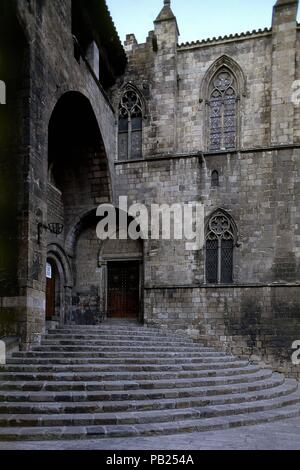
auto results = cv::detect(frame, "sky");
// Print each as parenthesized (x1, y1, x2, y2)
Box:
(106, 0, 300, 45)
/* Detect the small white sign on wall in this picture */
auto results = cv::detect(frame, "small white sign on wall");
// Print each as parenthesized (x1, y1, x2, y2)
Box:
(0, 341, 6, 365)
(0, 80, 6, 105)
(46, 262, 52, 279)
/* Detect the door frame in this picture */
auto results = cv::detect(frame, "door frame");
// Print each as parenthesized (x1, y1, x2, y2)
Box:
(106, 259, 141, 320)
(100, 257, 144, 323)
(46, 245, 73, 326)
(46, 260, 56, 320)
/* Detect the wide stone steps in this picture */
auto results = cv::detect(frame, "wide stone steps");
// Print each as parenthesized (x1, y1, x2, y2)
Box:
(48, 325, 169, 332)
(24, 344, 221, 353)
(45, 334, 194, 343)
(1, 390, 300, 428)
(6, 355, 244, 365)
(0, 380, 296, 415)
(0, 365, 261, 382)
(0, 359, 251, 373)
(12, 351, 229, 359)
(38, 341, 198, 349)
(47, 328, 188, 339)
(0, 324, 299, 441)
(0, 370, 272, 392)
(1, 402, 300, 441)
(0, 375, 286, 403)
(30, 347, 216, 354)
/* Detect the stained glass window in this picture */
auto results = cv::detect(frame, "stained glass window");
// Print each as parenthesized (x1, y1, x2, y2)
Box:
(118, 87, 143, 160)
(206, 211, 235, 284)
(209, 69, 237, 151)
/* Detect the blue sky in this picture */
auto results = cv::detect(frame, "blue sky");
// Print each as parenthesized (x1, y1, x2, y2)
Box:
(106, 0, 300, 44)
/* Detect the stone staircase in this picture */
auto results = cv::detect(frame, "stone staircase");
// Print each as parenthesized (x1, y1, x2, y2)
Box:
(0, 323, 300, 441)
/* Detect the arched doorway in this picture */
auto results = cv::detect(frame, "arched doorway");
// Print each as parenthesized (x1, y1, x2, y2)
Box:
(46, 245, 73, 325)
(46, 259, 59, 321)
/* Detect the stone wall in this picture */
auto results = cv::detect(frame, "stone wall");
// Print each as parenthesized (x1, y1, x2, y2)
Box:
(145, 285, 300, 380)
(0, 0, 124, 346)
(111, 0, 300, 379)
(115, 148, 300, 285)
(115, 144, 300, 377)
(71, 225, 100, 325)
(117, 8, 300, 157)
(177, 33, 272, 152)
(1, 0, 300, 373)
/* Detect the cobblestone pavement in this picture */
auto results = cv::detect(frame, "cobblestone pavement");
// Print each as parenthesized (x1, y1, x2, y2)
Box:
(0, 417, 300, 450)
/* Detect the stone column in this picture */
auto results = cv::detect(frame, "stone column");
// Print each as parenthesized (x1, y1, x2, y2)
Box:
(153, 0, 179, 153)
(271, 0, 298, 145)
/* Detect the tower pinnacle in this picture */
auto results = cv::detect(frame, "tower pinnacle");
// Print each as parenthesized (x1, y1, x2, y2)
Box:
(155, 0, 179, 35)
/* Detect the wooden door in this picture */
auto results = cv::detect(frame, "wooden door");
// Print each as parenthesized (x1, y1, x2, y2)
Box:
(46, 262, 56, 319)
(107, 261, 140, 319)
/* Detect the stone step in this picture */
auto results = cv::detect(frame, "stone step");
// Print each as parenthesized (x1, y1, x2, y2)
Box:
(39, 339, 200, 348)
(28, 345, 218, 354)
(12, 350, 229, 359)
(0, 380, 296, 415)
(46, 333, 194, 342)
(48, 331, 192, 341)
(4, 356, 251, 365)
(0, 365, 261, 383)
(0, 359, 251, 373)
(0, 375, 285, 403)
(1, 390, 300, 428)
(0, 369, 271, 392)
(49, 327, 180, 336)
(0, 399, 300, 440)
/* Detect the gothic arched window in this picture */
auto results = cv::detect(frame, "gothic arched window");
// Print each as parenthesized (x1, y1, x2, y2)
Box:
(209, 69, 237, 152)
(205, 210, 236, 284)
(211, 170, 219, 188)
(118, 87, 143, 160)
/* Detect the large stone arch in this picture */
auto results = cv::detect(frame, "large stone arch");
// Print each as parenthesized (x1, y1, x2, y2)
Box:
(65, 207, 144, 323)
(65, 207, 98, 256)
(46, 86, 116, 180)
(47, 90, 113, 204)
(47, 91, 113, 325)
